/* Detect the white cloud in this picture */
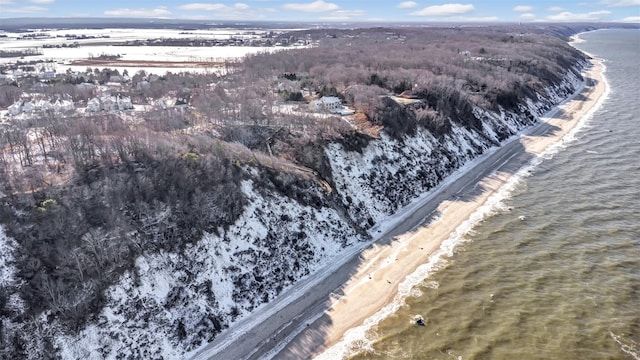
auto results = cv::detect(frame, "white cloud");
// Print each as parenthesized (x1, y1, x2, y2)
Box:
(104, 6, 172, 18)
(320, 9, 366, 20)
(1, 5, 47, 13)
(179, 3, 229, 11)
(547, 6, 564, 12)
(178, 2, 260, 19)
(282, 0, 339, 12)
(0, 0, 56, 5)
(600, 0, 640, 7)
(546, 10, 612, 21)
(397, 1, 418, 8)
(519, 13, 536, 20)
(621, 16, 640, 22)
(513, 5, 534, 12)
(179, 2, 250, 11)
(409, 3, 475, 16)
(453, 15, 499, 21)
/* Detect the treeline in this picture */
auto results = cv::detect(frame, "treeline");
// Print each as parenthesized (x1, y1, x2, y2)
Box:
(242, 26, 586, 138)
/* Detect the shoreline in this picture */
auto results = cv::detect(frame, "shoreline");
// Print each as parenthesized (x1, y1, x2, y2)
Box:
(275, 56, 607, 359)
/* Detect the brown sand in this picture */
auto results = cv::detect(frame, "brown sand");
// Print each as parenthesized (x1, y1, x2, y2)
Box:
(278, 58, 606, 359)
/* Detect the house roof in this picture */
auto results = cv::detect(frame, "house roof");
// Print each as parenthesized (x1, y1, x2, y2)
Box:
(319, 96, 340, 104)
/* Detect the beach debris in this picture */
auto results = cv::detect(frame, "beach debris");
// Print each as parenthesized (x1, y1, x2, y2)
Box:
(519, 215, 526, 221)
(414, 315, 426, 327)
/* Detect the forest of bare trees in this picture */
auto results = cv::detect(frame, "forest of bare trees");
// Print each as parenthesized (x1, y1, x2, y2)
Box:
(0, 25, 589, 357)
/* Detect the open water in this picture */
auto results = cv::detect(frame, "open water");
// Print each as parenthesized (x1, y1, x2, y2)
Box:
(349, 29, 640, 360)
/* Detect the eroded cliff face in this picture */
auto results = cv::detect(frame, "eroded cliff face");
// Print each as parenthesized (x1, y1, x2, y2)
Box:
(52, 179, 364, 359)
(327, 64, 584, 230)
(1, 62, 586, 359)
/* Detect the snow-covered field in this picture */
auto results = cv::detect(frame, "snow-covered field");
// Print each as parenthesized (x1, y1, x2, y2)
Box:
(0, 28, 292, 75)
(1, 28, 261, 46)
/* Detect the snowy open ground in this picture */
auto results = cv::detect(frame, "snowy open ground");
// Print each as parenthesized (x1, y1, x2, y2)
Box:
(0, 28, 295, 75)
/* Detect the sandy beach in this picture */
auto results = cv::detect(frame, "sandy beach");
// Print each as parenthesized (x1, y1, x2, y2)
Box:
(274, 58, 606, 359)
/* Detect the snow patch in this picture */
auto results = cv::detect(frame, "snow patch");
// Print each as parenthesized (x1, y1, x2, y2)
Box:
(55, 180, 362, 359)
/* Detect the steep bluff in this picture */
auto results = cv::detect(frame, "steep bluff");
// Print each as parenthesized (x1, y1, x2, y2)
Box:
(44, 61, 588, 358)
(328, 64, 584, 229)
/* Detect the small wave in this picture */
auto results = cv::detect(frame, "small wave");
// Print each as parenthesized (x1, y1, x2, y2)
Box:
(535, 58, 610, 164)
(409, 288, 423, 298)
(610, 331, 640, 360)
(422, 280, 440, 289)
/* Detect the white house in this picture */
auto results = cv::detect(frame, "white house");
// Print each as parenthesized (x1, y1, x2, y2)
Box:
(21, 101, 35, 113)
(309, 96, 355, 115)
(76, 83, 96, 92)
(87, 97, 102, 112)
(8, 101, 23, 116)
(87, 94, 133, 112)
(154, 97, 174, 109)
(116, 96, 133, 110)
(102, 96, 117, 111)
(34, 99, 53, 112)
(53, 99, 75, 112)
(37, 71, 56, 80)
(309, 96, 342, 113)
(7, 98, 75, 115)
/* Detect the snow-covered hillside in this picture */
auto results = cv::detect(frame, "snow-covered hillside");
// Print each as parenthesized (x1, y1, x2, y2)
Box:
(0, 61, 585, 359)
(328, 64, 584, 229)
(55, 180, 363, 359)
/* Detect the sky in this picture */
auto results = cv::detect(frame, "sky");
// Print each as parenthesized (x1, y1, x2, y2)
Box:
(0, 0, 639, 22)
